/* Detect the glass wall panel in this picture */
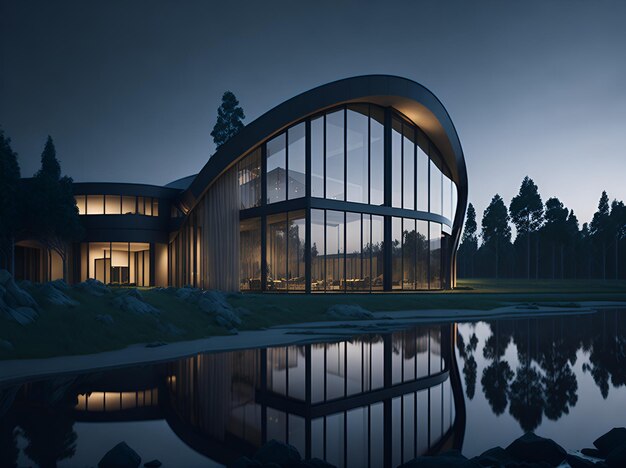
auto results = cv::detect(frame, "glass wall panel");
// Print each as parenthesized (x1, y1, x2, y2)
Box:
(145, 197, 152, 216)
(391, 118, 402, 208)
(287, 211, 306, 290)
(267, 133, 287, 204)
(87, 195, 104, 215)
(152, 199, 158, 216)
(288, 123, 306, 200)
(326, 110, 344, 201)
(443, 174, 452, 221)
(417, 145, 429, 212)
(238, 148, 261, 209)
(403, 125, 415, 210)
(362, 214, 371, 291)
(311, 209, 325, 292)
(370, 106, 385, 206)
(311, 116, 324, 198)
(75, 195, 86, 214)
(240, 218, 261, 291)
(403, 218, 417, 290)
(430, 222, 442, 289)
(430, 151, 442, 216)
(122, 196, 136, 214)
(105, 195, 121, 214)
(392, 217, 402, 289)
(371, 215, 384, 290)
(137, 196, 145, 215)
(346, 106, 368, 204)
(325, 210, 344, 291)
(267, 213, 287, 290)
(345, 212, 362, 291)
(417, 220, 429, 290)
(452, 182, 458, 221)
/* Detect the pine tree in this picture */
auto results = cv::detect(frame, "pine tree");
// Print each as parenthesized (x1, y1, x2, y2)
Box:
(26, 136, 83, 281)
(211, 91, 245, 149)
(590, 191, 611, 279)
(459, 203, 478, 277)
(0, 129, 21, 274)
(482, 194, 511, 279)
(509, 176, 544, 279)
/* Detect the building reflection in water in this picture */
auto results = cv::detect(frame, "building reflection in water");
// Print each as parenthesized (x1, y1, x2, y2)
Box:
(164, 324, 465, 467)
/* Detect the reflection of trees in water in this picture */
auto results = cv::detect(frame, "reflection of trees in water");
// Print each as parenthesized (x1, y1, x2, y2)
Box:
(469, 312, 626, 432)
(456, 329, 478, 399)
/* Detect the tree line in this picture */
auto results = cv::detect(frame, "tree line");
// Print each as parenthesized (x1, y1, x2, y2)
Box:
(457, 176, 626, 280)
(0, 130, 83, 280)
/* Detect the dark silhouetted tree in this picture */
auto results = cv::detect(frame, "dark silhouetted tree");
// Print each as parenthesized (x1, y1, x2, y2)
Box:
(0, 129, 21, 274)
(609, 200, 626, 280)
(211, 91, 245, 149)
(509, 176, 543, 279)
(590, 191, 611, 279)
(458, 203, 478, 277)
(25, 137, 83, 281)
(541, 197, 569, 279)
(481, 194, 511, 279)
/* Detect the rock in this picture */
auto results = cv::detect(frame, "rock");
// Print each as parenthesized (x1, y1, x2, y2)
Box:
(176, 286, 201, 303)
(567, 454, 598, 468)
(18, 279, 33, 289)
(0, 339, 14, 352)
(197, 293, 242, 328)
(505, 432, 566, 466)
(473, 446, 516, 467)
(253, 440, 302, 466)
(3, 275, 39, 310)
(98, 441, 141, 468)
(326, 304, 373, 319)
(228, 328, 239, 335)
(0, 269, 11, 285)
(50, 279, 70, 290)
(581, 448, 603, 458)
(144, 460, 162, 467)
(113, 294, 159, 315)
(231, 456, 262, 468)
(6, 306, 38, 325)
(40, 283, 79, 306)
(606, 443, 626, 467)
(594, 428, 626, 456)
(75, 278, 111, 296)
(96, 314, 114, 325)
(126, 288, 144, 300)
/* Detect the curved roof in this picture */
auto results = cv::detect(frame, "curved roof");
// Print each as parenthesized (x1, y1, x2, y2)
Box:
(182, 74, 468, 249)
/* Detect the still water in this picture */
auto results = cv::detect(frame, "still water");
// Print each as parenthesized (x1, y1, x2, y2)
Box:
(1, 309, 625, 467)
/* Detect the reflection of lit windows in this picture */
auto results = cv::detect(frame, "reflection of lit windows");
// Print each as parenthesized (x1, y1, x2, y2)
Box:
(74, 389, 159, 412)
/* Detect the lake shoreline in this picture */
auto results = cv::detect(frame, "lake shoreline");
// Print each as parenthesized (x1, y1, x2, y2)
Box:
(2, 302, 624, 387)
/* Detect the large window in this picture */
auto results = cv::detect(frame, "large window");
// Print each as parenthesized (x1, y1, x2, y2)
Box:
(325, 210, 344, 290)
(370, 107, 385, 206)
(84, 242, 151, 286)
(238, 149, 261, 209)
(75, 195, 159, 216)
(346, 105, 368, 203)
(288, 123, 306, 200)
(266, 211, 306, 291)
(311, 117, 324, 198)
(266, 133, 287, 204)
(430, 150, 443, 216)
(430, 223, 442, 289)
(391, 119, 402, 208)
(326, 110, 345, 201)
(417, 144, 429, 212)
(391, 217, 433, 290)
(240, 218, 261, 290)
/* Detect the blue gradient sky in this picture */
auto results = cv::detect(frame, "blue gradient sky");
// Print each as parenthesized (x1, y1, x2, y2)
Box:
(1, 0, 625, 227)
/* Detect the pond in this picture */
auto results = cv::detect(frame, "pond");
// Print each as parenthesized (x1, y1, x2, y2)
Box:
(1, 308, 625, 467)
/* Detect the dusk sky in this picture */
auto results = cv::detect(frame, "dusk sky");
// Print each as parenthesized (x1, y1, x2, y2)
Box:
(2, 0, 625, 229)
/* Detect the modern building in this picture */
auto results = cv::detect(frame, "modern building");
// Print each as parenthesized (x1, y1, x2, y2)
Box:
(15, 75, 468, 292)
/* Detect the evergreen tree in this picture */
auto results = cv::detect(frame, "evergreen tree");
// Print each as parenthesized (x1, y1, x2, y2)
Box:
(590, 191, 611, 279)
(26, 136, 83, 281)
(509, 176, 544, 279)
(541, 197, 569, 279)
(0, 129, 21, 274)
(565, 210, 580, 278)
(609, 199, 626, 280)
(458, 203, 478, 277)
(481, 194, 512, 279)
(211, 91, 245, 149)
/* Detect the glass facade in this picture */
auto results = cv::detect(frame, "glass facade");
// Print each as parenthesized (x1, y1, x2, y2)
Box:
(75, 195, 159, 216)
(81, 241, 151, 286)
(178, 103, 458, 293)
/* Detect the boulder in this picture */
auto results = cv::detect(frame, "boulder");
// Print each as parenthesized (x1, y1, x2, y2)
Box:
(98, 441, 141, 468)
(5, 306, 38, 325)
(0, 339, 14, 352)
(327, 304, 373, 319)
(606, 443, 626, 468)
(581, 448, 603, 458)
(253, 440, 302, 466)
(75, 278, 111, 296)
(113, 294, 159, 315)
(96, 314, 114, 325)
(398, 450, 479, 468)
(176, 286, 201, 303)
(197, 292, 242, 328)
(125, 288, 144, 300)
(566, 454, 598, 468)
(594, 428, 626, 456)
(473, 446, 516, 467)
(505, 432, 566, 466)
(0, 269, 11, 285)
(50, 279, 70, 290)
(18, 279, 33, 289)
(40, 283, 79, 306)
(2, 275, 39, 310)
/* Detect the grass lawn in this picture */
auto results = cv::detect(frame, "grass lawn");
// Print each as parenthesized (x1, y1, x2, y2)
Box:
(1, 278, 625, 360)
